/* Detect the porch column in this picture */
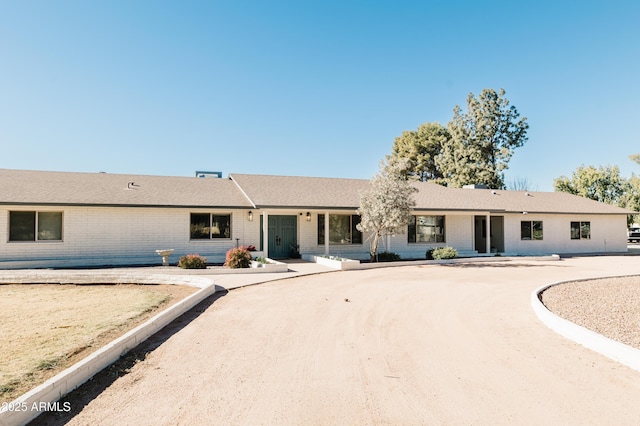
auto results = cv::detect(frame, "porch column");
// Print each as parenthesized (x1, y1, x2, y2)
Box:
(485, 214, 491, 254)
(324, 211, 330, 255)
(263, 211, 269, 259)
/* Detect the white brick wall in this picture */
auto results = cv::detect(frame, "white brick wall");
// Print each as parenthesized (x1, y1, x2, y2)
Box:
(0, 207, 628, 268)
(300, 211, 476, 260)
(386, 213, 475, 259)
(503, 213, 628, 255)
(0, 206, 257, 268)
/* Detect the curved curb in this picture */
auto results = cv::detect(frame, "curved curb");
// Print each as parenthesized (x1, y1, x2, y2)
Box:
(531, 280, 640, 374)
(0, 274, 220, 426)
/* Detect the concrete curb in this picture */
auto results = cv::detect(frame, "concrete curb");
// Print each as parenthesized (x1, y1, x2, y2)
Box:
(531, 279, 640, 373)
(306, 254, 561, 271)
(0, 274, 219, 426)
(357, 254, 561, 269)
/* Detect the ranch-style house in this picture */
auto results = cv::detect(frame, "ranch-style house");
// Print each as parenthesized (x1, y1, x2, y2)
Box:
(0, 168, 632, 268)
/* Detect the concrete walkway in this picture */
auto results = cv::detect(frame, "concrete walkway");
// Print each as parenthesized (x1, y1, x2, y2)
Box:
(0, 259, 334, 288)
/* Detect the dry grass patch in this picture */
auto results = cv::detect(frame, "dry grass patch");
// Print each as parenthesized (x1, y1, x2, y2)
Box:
(0, 283, 197, 403)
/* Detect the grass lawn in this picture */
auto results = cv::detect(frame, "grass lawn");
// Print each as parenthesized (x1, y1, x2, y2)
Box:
(0, 283, 197, 403)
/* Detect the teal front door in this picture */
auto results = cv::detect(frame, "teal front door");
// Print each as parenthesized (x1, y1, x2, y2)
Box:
(267, 215, 297, 259)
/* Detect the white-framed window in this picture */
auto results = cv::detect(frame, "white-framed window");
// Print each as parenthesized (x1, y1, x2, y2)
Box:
(317, 214, 362, 245)
(9, 211, 63, 242)
(408, 215, 445, 243)
(571, 221, 591, 240)
(190, 213, 231, 240)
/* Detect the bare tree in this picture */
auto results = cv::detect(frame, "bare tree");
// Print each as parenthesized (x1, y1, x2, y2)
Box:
(357, 157, 417, 261)
(506, 176, 538, 191)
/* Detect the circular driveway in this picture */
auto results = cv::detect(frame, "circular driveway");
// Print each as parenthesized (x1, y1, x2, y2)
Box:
(55, 257, 640, 425)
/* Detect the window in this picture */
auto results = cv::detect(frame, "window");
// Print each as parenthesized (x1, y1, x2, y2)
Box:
(571, 221, 591, 240)
(317, 214, 362, 245)
(521, 221, 543, 240)
(408, 215, 445, 243)
(9, 211, 62, 242)
(190, 213, 231, 239)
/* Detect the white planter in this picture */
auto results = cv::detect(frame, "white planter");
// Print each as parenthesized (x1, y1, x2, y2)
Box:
(250, 258, 288, 272)
(302, 254, 360, 270)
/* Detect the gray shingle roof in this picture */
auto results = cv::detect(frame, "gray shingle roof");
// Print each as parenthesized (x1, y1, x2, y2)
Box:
(0, 169, 253, 208)
(229, 174, 369, 209)
(231, 173, 632, 215)
(0, 169, 633, 215)
(410, 182, 633, 214)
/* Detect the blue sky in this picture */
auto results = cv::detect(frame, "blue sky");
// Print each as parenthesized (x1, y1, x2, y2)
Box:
(1, 1, 638, 191)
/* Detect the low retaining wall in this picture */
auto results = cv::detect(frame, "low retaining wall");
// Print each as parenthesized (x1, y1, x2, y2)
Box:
(0, 273, 219, 426)
(531, 279, 640, 374)
(302, 253, 561, 270)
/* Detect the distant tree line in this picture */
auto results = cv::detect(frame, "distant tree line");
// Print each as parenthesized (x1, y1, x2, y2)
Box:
(553, 157, 640, 225)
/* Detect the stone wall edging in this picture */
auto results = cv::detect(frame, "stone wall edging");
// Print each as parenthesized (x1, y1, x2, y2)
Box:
(0, 273, 219, 426)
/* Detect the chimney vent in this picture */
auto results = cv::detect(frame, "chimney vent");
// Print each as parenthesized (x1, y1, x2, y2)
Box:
(196, 171, 222, 178)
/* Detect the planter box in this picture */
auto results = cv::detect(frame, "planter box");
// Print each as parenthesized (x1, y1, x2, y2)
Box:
(302, 254, 360, 270)
(250, 258, 288, 272)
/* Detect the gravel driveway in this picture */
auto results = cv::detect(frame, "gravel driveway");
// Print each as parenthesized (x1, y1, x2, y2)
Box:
(33, 256, 640, 426)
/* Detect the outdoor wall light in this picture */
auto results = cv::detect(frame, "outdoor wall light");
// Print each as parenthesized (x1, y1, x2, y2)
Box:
(306, 212, 311, 222)
(248, 211, 253, 221)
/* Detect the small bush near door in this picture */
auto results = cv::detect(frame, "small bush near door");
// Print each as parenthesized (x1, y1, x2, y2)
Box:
(225, 246, 252, 268)
(429, 247, 458, 260)
(376, 251, 401, 262)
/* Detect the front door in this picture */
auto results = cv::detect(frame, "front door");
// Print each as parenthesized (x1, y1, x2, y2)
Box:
(267, 215, 297, 259)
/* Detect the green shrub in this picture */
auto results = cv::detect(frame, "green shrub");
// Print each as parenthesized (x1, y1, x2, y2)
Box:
(289, 243, 301, 259)
(376, 251, 401, 262)
(224, 246, 252, 268)
(178, 254, 207, 269)
(426, 248, 435, 260)
(430, 247, 458, 260)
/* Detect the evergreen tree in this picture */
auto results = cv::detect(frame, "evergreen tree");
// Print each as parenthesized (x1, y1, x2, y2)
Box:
(437, 88, 529, 189)
(391, 122, 450, 182)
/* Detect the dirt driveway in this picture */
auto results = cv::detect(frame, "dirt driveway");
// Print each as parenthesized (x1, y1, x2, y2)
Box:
(36, 257, 640, 425)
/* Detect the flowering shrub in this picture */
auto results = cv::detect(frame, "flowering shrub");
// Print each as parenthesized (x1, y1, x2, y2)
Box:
(224, 246, 252, 269)
(178, 254, 207, 269)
